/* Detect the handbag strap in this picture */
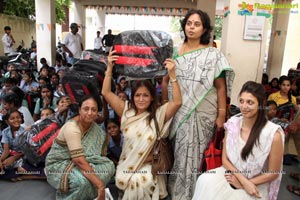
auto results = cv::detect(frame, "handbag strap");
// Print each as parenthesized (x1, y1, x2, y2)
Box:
(153, 115, 161, 139)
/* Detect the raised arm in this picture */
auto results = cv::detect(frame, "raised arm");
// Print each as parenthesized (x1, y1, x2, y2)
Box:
(161, 75, 170, 105)
(164, 58, 182, 122)
(101, 50, 125, 117)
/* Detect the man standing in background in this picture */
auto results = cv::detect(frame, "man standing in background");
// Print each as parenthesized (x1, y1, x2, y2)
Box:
(62, 23, 83, 65)
(102, 29, 115, 54)
(94, 31, 103, 53)
(2, 26, 15, 56)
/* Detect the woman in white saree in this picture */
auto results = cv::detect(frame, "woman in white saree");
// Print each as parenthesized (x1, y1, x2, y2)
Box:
(102, 50, 182, 199)
(192, 81, 284, 200)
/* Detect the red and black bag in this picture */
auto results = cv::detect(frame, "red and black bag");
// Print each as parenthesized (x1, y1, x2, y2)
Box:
(113, 30, 173, 79)
(200, 128, 224, 172)
(62, 60, 115, 110)
(15, 118, 61, 166)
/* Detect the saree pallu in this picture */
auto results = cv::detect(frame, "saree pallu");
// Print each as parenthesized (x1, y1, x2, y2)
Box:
(116, 102, 172, 199)
(45, 122, 115, 200)
(167, 47, 235, 200)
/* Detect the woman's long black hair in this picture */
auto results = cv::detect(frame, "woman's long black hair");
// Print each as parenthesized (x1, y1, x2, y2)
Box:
(239, 81, 267, 161)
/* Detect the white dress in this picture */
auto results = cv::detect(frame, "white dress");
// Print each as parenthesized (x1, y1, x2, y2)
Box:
(192, 115, 284, 200)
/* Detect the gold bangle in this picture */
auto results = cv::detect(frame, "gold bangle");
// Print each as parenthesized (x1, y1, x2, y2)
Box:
(218, 108, 226, 111)
(170, 78, 177, 83)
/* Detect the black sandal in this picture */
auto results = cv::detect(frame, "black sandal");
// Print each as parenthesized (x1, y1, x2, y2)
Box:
(290, 173, 300, 181)
(287, 185, 300, 197)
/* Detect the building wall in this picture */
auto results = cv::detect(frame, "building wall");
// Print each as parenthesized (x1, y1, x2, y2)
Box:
(0, 14, 36, 55)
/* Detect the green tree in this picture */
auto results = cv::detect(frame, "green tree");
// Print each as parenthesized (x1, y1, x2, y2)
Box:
(2, 0, 71, 24)
(214, 15, 223, 40)
(170, 15, 224, 40)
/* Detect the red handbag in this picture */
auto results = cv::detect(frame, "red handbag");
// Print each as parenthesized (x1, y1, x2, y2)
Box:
(200, 129, 224, 172)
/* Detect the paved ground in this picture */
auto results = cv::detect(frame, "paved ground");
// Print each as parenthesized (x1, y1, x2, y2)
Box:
(0, 158, 299, 200)
(1, 139, 299, 199)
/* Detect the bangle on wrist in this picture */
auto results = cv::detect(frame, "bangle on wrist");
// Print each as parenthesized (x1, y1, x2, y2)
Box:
(105, 71, 112, 77)
(170, 78, 177, 83)
(218, 108, 226, 111)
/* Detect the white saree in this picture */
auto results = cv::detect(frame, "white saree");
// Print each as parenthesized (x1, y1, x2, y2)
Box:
(167, 47, 235, 200)
(116, 102, 172, 200)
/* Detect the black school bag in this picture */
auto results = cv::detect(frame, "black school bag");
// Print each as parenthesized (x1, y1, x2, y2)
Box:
(15, 118, 61, 166)
(72, 59, 116, 94)
(113, 30, 173, 79)
(62, 68, 102, 110)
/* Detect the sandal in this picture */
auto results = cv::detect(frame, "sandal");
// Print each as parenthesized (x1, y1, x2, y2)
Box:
(10, 177, 23, 182)
(287, 185, 300, 197)
(290, 172, 300, 181)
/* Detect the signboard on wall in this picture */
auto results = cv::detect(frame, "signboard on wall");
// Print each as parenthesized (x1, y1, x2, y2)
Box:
(243, 15, 265, 41)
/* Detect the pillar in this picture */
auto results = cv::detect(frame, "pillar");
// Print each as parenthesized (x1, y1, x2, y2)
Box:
(196, 0, 217, 43)
(73, 1, 86, 48)
(35, 0, 56, 69)
(221, 0, 272, 105)
(267, 0, 292, 78)
(280, 0, 299, 75)
(96, 10, 106, 37)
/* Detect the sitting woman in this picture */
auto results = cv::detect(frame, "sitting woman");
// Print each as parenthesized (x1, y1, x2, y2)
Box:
(102, 50, 182, 199)
(45, 95, 115, 200)
(192, 81, 284, 200)
(268, 75, 297, 122)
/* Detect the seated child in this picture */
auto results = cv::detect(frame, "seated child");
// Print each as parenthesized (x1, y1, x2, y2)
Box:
(40, 107, 55, 120)
(266, 100, 289, 133)
(104, 118, 123, 166)
(0, 109, 25, 181)
(0, 109, 46, 181)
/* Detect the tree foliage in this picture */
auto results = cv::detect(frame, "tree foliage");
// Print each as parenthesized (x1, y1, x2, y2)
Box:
(214, 15, 223, 40)
(2, 0, 71, 24)
(170, 15, 224, 39)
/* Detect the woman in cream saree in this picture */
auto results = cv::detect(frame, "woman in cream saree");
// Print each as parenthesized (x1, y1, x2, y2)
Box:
(102, 49, 182, 199)
(116, 102, 172, 199)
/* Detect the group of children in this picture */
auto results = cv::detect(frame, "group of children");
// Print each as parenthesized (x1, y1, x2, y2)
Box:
(0, 57, 129, 182)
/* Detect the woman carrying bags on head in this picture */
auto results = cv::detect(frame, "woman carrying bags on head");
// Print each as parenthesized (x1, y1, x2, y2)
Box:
(102, 49, 182, 199)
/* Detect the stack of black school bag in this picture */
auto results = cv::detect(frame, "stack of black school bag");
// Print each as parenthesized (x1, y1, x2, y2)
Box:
(62, 59, 112, 111)
(113, 30, 173, 79)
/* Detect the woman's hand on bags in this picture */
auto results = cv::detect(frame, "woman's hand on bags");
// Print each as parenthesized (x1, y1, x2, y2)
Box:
(164, 58, 176, 79)
(241, 178, 261, 198)
(107, 49, 119, 69)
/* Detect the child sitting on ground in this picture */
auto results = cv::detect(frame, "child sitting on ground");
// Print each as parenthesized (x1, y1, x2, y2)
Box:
(104, 118, 123, 167)
(266, 100, 290, 133)
(0, 109, 25, 181)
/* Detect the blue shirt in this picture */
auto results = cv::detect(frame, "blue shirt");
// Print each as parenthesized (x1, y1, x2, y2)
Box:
(1, 126, 25, 151)
(21, 81, 39, 93)
(107, 134, 124, 161)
